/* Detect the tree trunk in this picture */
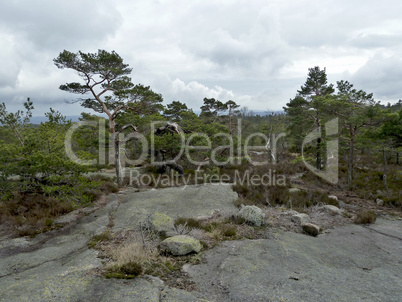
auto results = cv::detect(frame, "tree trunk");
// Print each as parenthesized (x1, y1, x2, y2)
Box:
(109, 119, 123, 187)
(383, 147, 388, 189)
(229, 108, 232, 136)
(316, 123, 321, 170)
(348, 133, 354, 189)
(115, 138, 123, 187)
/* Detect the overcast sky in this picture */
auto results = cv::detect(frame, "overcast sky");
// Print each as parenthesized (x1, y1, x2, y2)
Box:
(1, 0, 401, 116)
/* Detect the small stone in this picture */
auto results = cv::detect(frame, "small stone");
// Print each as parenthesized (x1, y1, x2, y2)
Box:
(302, 223, 320, 237)
(291, 213, 311, 224)
(328, 195, 338, 201)
(319, 205, 342, 216)
(238, 205, 266, 227)
(159, 235, 202, 256)
(376, 198, 384, 206)
(281, 210, 300, 216)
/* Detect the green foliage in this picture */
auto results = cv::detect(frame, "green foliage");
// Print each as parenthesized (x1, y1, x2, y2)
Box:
(200, 97, 228, 123)
(54, 50, 132, 110)
(105, 261, 143, 279)
(0, 98, 33, 147)
(0, 105, 93, 196)
(297, 66, 335, 97)
(379, 109, 402, 148)
(71, 113, 110, 166)
(163, 101, 192, 121)
(88, 230, 112, 249)
(284, 66, 335, 168)
(55, 49, 166, 186)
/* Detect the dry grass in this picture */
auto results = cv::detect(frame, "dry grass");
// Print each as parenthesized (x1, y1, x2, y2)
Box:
(354, 210, 377, 224)
(106, 241, 150, 267)
(0, 193, 73, 237)
(0, 176, 120, 238)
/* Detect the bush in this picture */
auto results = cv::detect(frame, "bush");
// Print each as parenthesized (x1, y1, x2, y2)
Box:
(232, 183, 289, 206)
(100, 181, 119, 194)
(87, 230, 112, 248)
(289, 190, 339, 209)
(0, 193, 73, 237)
(105, 261, 143, 279)
(174, 217, 202, 229)
(354, 210, 377, 224)
(221, 224, 237, 237)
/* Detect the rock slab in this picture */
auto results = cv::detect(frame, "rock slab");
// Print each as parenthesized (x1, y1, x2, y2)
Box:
(187, 218, 402, 302)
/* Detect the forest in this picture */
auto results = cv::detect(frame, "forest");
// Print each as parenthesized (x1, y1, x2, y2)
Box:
(0, 50, 401, 237)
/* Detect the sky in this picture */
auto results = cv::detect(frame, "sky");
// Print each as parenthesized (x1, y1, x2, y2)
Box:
(1, 0, 401, 116)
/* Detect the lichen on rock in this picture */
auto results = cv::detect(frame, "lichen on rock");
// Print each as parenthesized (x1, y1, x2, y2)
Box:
(147, 213, 173, 233)
(238, 205, 266, 227)
(159, 235, 202, 256)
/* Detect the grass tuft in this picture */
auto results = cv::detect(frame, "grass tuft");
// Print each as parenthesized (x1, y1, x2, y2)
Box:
(354, 210, 377, 224)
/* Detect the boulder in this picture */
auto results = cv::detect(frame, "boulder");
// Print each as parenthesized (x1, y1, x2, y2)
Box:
(238, 206, 266, 227)
(302, 223, 320, 237)
(159, 235, 202, 256)
(291, 213, 311, 224)
(319, 205, 342, 216)
(376, 198, 384, 206)
(328, 195, 338, 201)
(288, 188, 301, 194)
(147, 213, 173, 232)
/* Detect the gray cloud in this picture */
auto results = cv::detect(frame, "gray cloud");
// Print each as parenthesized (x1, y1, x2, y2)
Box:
(1, 0, 401, 116)
(0, 0, 122, 51)
(350, 54, 402, 101)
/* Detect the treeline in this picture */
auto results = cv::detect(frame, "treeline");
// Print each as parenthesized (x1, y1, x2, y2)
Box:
(1, 51, 401, 204)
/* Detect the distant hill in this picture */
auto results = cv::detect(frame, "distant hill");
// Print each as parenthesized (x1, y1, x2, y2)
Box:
(28, 110, 284, 125)
(380, 100, 402, 112)
(30, 116, 81, 124)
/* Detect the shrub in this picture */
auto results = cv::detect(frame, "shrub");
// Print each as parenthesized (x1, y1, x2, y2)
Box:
(174, 217, 202, 229)
(354, 210, 377, 224)
(232, 182, 289, 206)
(87, 230, 112, 248)
(105, 261, 143, 279)
(289, 190, 339, 210)
(0, 193, 73, 237)
(120, 261, 143, 276)
(100, 181, 119, 194)
(221, 225, 237, 237)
